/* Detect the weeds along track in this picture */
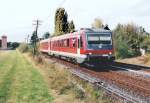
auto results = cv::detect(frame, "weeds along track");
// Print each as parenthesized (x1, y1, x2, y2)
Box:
(76, 66, 150, 101)
(44, 55, 150, 103)
(70, 69, 149, 103)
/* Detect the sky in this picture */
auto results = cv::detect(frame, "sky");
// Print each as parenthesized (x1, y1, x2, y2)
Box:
(0, 0, 149, 42)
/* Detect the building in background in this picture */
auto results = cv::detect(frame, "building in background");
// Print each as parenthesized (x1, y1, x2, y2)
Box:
(0, 35, 7, 49)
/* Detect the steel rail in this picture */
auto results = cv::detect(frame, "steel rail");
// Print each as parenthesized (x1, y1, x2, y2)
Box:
(70, 69, 149, 103)
(110, 65, 150, 78)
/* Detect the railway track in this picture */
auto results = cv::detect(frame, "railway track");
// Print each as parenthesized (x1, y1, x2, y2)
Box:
(44, 55, 150, 103)
(70, 69, 148, 103)
(77, 65, 150, 100)
(112, 62, 150, 71)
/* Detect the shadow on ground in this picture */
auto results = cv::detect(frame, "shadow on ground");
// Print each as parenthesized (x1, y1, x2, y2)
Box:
(82, 61, 150, 72)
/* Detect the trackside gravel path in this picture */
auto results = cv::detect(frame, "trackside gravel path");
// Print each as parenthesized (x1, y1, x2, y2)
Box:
(0, 51, 53, 103)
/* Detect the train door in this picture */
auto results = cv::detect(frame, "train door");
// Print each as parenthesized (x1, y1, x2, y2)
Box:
(77, 34, 80, 55)
(48, 38, 51, 55)
(77, 33, 84, 54)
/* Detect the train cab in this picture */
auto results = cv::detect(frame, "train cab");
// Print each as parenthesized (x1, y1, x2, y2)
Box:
(77, 28, 115, 63)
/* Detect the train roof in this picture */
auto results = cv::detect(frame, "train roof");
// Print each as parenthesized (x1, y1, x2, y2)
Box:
(40, 28, 112, 42)
(80, 28, 112, 33)
(50, 33, 77, 41)
(40, 38, 49, 43)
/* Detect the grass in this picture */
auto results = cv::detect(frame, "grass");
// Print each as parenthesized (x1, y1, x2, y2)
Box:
(144, 54, 150, 64)
(27, 53, 117, 103)
(0, 50, 117, 103)
(0, 50, 53, 103)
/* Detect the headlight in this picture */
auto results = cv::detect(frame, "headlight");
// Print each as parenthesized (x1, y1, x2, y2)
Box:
(109, 52, 112, 55)
(89, 52, 92, 55)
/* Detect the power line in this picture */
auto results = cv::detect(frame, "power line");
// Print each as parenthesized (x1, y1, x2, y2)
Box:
(33, 19, 42, 34)
(59, 0, 66, 7)
(42, 0, 67, 25)
(35, 0, 67, 35)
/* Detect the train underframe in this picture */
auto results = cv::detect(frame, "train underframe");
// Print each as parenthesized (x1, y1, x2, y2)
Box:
(44, 51, 115, 64)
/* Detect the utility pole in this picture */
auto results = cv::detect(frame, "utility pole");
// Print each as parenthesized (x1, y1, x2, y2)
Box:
(27, 34, 29, 44)
(32, 19, 42, 55)
(33, 20, 42, 37)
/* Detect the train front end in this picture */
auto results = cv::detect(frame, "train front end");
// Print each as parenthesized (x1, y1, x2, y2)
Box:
(81, 29, 115, 63)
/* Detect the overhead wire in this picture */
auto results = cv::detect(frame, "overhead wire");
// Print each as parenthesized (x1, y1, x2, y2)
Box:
(39, 0, 67, 32)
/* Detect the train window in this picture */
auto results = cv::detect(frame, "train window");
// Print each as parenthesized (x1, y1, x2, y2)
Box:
(88, 35, 111, 45)
(88, 36, 100, 44)
(57, 40, 59, 47)
(55, 41, 56, 47)
(58, 40, 61, 47)
(80, 37, 83, 48)
(78, 39, 79, 48)
(63, 39, 69, 47)
(72, 38, 76, 47)
(67, 39, 69, 47)
(64, 40, 66, 47)
(59, 40, 61, 47)
(100, 36, 111, 41)
(62, 40, 64, 47)
(53, 42, 54, 47)
(58, 40, 59, 47)
(61, 40, 63, 47)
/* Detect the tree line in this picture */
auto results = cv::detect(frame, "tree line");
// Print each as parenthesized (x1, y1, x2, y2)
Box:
(114, 23, 150, 58)
(7, 42, 20, 50)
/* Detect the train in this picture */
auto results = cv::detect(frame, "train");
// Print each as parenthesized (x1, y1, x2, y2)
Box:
(39, 28, 115, 64)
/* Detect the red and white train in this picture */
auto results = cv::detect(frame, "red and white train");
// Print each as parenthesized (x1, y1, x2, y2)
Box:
(39, 28, 115, 64)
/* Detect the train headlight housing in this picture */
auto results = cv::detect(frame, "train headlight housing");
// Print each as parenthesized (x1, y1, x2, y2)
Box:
(89, 52, 92, 55)
(109, 52, 112, 55)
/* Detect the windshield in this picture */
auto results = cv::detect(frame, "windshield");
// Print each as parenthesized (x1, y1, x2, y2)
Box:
(87, 34, 111, 45)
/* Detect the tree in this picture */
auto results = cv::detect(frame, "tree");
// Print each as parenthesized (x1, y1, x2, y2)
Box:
(11, 42, 20, 49)
(114, 23, 140, 58)
(141, 36, 150, 50)
(43, 32, 50, 39)
(92, 18, 104, 29)
(18, 43, 28, 53)
(54, 8, 68, 36)
(7, 42, 20, 49)
(7, 42, 11, 48)
(68, 20, 75, 33)
(54, 8, 75, 36)
(30, 31, 39, 55)
(63, 12, 69, 33)
(113, 23, 150, 58)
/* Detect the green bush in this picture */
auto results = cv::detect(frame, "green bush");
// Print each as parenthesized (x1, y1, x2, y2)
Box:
(141, 36, 150, 51)
(115, 40, 130, 59)
(113, 23, 149, 59)
(115, 39, 141, 59)
(18, 43, 28, 53)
